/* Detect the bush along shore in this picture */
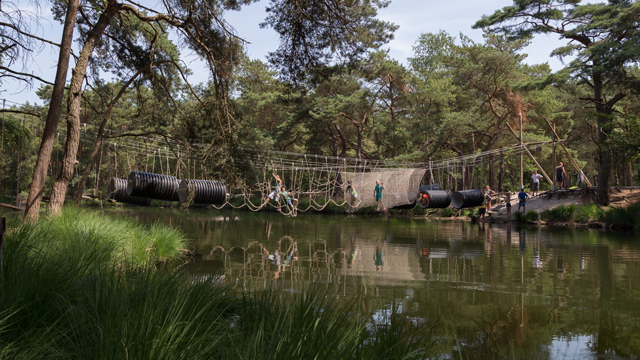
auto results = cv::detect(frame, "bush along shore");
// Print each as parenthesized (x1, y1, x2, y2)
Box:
(506, 203, 640, 231)
(0, 208, 434, 359)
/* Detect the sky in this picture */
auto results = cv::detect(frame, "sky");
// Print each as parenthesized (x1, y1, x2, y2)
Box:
(2, 0, 569, 107)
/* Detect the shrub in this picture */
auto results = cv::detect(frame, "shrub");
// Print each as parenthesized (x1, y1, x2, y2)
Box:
(602, 203, 640, 231)
(575, 204, 605, 223)
(542, 205, 577, 222)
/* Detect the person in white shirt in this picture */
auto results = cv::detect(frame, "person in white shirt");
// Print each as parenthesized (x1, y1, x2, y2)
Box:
(531, 170, 543, 196)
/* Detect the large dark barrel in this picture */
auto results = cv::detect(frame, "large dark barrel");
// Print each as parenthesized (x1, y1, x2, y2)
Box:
(417, 190, 451, 209)
(126, 171, 180, 202)
(451, 189, 484, 209)
(178, 179, 227, 205)
(107, 178, 151, 206)
(419, 184, 443, 192)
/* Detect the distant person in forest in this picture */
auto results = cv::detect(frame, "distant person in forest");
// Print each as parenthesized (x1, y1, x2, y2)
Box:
(484, 185, 494, 213)
(556, 163, 567, 189)
(345, 181, 358, 213)
(374, 180, 386, 212)
(505, 192, 512, 220)
(517, 186, 529, 214)
(263, 173, 283, 211)
(531, 170, 543, 196)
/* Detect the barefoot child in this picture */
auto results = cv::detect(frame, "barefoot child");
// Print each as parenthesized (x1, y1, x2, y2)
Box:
(263, 173, 283, 211)
(374, 180, 386, 212)
(484, 186, 494, 213)
(345, 181, 358, 213)
(517, 186, 529, 214)
(505, 192, 512, 220)
(279, 186, 297, 216)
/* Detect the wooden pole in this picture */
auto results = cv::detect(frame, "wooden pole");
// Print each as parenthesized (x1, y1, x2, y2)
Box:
(506, 123, 553, 185)
(519, 113, 523, 188)
(543, 117, 593, 187)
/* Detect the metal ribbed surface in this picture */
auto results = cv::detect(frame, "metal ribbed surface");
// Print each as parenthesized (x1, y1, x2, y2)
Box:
(126, 171, 180, 202)
(417, 190, 451, 209)
(178, 179, 226, 205)
(451, 189, 484, 209)
(107, 178, 152, 206)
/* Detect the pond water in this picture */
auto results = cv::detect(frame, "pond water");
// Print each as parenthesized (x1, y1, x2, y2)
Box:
(119, 208, 640, 359)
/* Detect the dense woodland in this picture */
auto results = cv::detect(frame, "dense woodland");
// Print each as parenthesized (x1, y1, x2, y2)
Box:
(1, 0, 640, 220)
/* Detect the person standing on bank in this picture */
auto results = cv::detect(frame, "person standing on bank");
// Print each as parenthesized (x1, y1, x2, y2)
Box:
(556, 163, 567, 189)
(484, 185, 494, 213)
(518, 186, 529, 213)
(531, 170, 543, 197)
(374, 180, 386, 212)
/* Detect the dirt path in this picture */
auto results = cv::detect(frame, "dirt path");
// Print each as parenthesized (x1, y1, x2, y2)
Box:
(488, 187, 640, 220)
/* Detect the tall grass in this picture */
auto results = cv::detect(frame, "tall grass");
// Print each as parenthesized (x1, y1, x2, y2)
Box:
(602, 203, 640, 231)
(9, 207, 187, 266)
(0, 208, 435, 359)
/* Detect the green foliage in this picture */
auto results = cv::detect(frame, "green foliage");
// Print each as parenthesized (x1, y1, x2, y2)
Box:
(575, 204, 605, 223)
(602, 203, 640, 231)
(514, 210, 537, 223)
(542, 205, 578, 222)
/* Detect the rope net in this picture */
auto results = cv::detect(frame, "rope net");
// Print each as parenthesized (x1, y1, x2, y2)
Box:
(343, 169, 426, 209)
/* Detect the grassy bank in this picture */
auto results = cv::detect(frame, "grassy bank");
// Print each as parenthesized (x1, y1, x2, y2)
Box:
(539, 203, 640, 231)
(0, 209, 434, 359)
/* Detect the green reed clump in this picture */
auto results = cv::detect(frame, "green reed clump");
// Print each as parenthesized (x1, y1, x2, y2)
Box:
(515, 211, 539, 223)
(10, 207, 187, 266)
(602, 202, 640, 231)
(542, 205, 577, 222)
(575, 204, 605, 223)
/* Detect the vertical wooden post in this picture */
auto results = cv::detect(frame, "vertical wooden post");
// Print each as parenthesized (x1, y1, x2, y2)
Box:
(552, 122, 556, 191)
(1, 99, 4, 197)
(519, 112, 523, 188)
(0, 217, 5, 280)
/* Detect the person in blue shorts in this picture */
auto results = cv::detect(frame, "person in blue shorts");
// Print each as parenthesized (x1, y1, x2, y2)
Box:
(517, 186, 529, 214)
(374, 180, 386, 212)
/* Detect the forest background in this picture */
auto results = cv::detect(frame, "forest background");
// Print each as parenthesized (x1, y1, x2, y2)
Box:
(1, 0, 640, 221)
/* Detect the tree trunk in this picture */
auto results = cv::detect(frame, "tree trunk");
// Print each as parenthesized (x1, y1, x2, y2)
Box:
(625, 161, 633, 186)
(594, 70, 612, 205)
(498, 154, 505, 192)
(47, 2, 118, 216)
(23, 0, 79, 222)
(73, 70, 140, 205)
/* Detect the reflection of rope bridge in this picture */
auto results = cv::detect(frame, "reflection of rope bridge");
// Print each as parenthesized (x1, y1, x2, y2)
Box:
(192, 233, 588, 300)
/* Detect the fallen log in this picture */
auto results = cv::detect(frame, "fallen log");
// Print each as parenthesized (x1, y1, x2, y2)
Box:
(0, 203, 24, 211)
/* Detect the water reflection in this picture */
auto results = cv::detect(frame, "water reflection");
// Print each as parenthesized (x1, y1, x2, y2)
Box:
(118, 209, 640, 359)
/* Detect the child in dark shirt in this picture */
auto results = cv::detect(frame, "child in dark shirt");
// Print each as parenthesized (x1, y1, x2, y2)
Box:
(517, 187, 529, 214)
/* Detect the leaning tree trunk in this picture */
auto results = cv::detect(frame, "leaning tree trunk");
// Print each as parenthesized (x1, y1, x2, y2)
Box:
(74, 70, 141, 205)
(23, 0, 79, 222)
(47, 2, 118, 216)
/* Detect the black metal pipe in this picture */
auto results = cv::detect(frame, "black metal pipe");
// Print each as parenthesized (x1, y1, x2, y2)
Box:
(107, 178, 151, 206)
(451, 189, 484, 209)
(419, 184, 443, 192)
(417, 190, 451, 209)
(126, 171, 180, 202)
(178, 179, 227, 205)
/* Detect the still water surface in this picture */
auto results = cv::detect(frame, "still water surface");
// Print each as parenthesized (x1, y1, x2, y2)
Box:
(121, 208, 640, 359)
